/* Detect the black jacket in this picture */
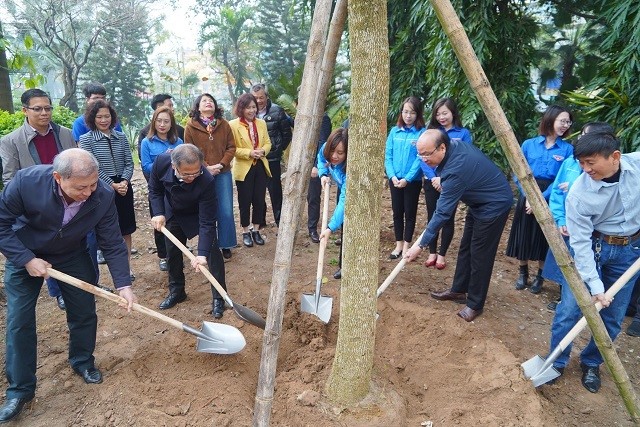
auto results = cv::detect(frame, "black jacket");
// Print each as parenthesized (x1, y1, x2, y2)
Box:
(261, 100, 292, 161)
(0, 165, 131, 288)
(148, 152, 218, 257)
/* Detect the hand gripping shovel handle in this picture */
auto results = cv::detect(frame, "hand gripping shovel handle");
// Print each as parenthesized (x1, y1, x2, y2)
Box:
(376, 230, 426, 298)
(160, 226, 233, 307)
(47, 268, 185, 333)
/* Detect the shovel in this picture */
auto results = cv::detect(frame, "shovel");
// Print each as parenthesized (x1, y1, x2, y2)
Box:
(47, 268, 246, 354)
(161, 226, 266, 329)
(376, 230, 426, 298)
(522, 256, 640, 387)
(301, 181, 333, 323)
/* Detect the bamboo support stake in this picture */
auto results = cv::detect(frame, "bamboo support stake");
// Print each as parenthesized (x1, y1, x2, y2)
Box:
(252, 0, 347, 425)
(429, 0, 640, 421)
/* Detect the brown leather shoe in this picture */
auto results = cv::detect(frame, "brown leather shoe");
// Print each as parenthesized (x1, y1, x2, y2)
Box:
(457, 306, 483, 322)
(430, 289, 466, 303)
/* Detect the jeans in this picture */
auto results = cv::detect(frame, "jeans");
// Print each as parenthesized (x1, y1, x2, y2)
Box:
(4, 251, 97, 399)
(549, 235, 640, 368)
(215, 170, 237, 249)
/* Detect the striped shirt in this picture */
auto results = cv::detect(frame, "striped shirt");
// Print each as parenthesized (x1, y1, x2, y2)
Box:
(79, 130, 134, 185)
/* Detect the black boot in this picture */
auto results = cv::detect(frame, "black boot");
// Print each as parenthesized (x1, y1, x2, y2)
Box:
(252, 230, 265, 245)
(515, 265, 528, 290)
(530, 269, 544, 294)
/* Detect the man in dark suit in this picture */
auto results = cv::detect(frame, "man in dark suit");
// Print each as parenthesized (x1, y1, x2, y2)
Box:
(0, 148, 136, 423)
(148, 144, 227, 318)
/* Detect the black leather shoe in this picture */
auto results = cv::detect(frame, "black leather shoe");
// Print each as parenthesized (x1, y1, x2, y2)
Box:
(159, 291, 187, 309)
(515, 273, 528, 290)
(56, 295, 66, 311)
(627, 320, 640, 337)
(309, 230, 320, 243)
(529, 275, 544, 294)
(252, 230, 265, 245)
(222, 249, 232, 259)
(333, 269, 342, 279)
(242, 232, 253, 247)
(159, 258, 168, 271)
(580, 363, 601, 393)
(0, 397, 33, 423)
(213, 298, 225, 319)
(547, 300, 560, 311)
(74, 366, 103, 384)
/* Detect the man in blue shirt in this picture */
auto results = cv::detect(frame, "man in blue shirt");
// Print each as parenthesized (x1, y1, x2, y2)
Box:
(405, 129, 512, 322)
(546, 132, 640, 393)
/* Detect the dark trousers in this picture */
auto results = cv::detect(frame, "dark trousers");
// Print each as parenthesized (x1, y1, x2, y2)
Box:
(424, 179, 456, 255)
(4, 251, 97, 399)
(237, 162, 268, 228)
(450, 209, 509, 310)
(389, 179, 422, 242)
(148, 196, 167, 259)
(266, 159, 283, 226)
(165, 219, 226, 301)
(307, 176, 321, 231)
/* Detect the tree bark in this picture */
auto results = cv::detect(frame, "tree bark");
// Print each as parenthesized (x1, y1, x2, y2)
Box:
(252, 0, 342, 425)
(324, 0, 389, 405)
(429, 0, 640, 421)
(0, 21, 14, 113)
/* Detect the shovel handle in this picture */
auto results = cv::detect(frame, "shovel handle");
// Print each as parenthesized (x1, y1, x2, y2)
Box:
(556, 256, 640, 350)
(316, 182, 331, 281)
(160, 226, 232, 307)
(47, 268, 184, 331)
(376, 229, 426, 297)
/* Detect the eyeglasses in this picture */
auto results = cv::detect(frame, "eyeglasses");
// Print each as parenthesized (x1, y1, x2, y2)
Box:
(175, 167, 203, 179)
(155, 119, 171, 125)
(417, 146, 440, 159)
(402, 110, 417, 116)
(25, 106, 53, 113)
(557, 119, 572, 126)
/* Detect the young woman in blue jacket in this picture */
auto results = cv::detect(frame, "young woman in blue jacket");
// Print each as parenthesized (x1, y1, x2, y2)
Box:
(420, 97, 472, 270)
(385, 96, 426, 259)
(506, 105, 574, 294)
(319, 128, 348, 279)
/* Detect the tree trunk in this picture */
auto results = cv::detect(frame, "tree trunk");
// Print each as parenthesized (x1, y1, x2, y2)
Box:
(252, 0, 341, 425)
(429, 0, 640, 421)
(0, 21, 14, 113)
(325, 0, 389, 405)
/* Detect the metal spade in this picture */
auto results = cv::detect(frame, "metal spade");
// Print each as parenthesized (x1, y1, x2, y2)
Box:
(47, 268, 246, 354)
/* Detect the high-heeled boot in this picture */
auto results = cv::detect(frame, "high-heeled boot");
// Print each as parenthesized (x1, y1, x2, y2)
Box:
(515, 265, 528, 290)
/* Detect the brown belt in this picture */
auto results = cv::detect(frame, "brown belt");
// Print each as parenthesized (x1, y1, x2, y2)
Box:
(593, 229, 640, 246)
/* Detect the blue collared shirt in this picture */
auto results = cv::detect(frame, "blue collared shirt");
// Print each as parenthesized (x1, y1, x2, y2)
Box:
(384, 125, 424, 182)
(514, 135, 573, 199)
(566, 152, 640, 294)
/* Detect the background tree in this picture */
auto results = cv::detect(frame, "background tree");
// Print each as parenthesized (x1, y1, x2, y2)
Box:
(325, 0, 389, 405)
(82, 2, 155, 124)
(0, 21, 13, 112)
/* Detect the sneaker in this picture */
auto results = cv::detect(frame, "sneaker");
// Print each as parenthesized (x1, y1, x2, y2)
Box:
(96, 250, 106, 264)
(158, 258, 168, 271)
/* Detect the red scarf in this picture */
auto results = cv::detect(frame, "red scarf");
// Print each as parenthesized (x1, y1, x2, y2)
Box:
(240, 117, 259, 149)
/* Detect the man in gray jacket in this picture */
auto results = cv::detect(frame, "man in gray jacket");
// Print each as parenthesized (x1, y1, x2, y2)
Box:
(0, 88, 75, 185)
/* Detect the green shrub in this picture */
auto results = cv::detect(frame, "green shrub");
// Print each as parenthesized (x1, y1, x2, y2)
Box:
(0, 106, 77, 137)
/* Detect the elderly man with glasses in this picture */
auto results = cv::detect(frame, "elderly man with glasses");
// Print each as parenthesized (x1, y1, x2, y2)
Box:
(148, 144, 228, 318)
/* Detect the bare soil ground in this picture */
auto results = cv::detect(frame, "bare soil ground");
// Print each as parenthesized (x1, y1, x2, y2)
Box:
(1, 169, 638, 426)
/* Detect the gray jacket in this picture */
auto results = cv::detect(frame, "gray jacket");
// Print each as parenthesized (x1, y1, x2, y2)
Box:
(0, 119, 75, 185)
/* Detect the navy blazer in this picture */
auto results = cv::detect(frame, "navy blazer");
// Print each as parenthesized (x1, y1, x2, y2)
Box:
(0, 165, 131, 288)
(148, 152, 218, 257)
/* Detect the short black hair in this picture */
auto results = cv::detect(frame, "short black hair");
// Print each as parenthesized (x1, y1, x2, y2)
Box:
(151, 94, 173, 110)
(574, 132, 620, 160)
(82, 82, 107, 99)
(21, 88, 52, 106)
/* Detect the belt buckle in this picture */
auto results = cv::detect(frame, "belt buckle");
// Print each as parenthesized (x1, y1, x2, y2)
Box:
(609, 235, 628, 245)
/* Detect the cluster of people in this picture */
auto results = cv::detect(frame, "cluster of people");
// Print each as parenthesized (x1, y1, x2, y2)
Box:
(1, 82, 639, 423)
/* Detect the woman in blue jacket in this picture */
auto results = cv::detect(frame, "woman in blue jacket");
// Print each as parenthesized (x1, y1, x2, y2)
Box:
(385, 96, 426, 259)
(319, 128, 348, 280)
(421, 97, 472, 270)
(507, 105, 574, 294)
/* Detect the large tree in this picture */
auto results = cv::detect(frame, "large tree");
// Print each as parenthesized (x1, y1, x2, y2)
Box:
(325, 0, 389, 405)
(5, 0, 146, 111)
(0, 20, 13, 113)
(82, 2, 154, 124)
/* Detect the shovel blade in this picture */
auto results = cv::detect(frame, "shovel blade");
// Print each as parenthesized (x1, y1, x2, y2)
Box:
(300, 293, 333, 324)
(195, 322, 246, 354)
(521, 355, 561, 387)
